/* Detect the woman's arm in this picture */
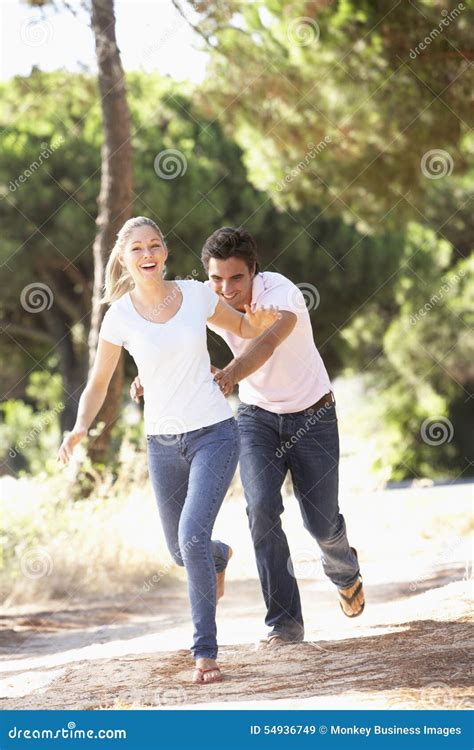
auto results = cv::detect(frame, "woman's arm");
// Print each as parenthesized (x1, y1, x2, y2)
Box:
(207, 299, 280, 338)
(57, 337, 122, 464)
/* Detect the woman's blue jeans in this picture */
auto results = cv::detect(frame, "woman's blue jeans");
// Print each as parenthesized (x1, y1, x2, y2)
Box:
(146, 417, 240, 660)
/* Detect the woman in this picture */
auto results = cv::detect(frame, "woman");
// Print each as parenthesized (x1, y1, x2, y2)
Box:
(58, 216, 279, 684)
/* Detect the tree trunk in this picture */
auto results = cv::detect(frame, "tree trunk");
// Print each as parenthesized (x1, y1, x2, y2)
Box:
(58, 335, 88, 434)
(88, 0, 133, 465)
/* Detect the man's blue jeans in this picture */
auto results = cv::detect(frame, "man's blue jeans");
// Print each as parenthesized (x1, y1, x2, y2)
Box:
(147, 417, 240, 660)
(237, 398, 359, 641)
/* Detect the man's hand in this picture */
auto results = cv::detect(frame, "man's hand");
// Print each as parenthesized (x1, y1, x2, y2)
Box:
(215, 311, 297, 391)
(130, 375, 144, 403)
(244, 304, 281, 333)
(214, 366, 238, 397)
(214, 365, 238, 396)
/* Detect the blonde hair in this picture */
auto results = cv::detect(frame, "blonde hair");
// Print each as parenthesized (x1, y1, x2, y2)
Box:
(102, 216, 166, 305)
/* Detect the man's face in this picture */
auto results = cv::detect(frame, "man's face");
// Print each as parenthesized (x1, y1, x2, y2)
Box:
(207, 257, 254, 311)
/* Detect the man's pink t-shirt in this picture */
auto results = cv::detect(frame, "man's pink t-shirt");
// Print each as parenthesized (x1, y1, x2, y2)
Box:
(206, 271, 332, 414)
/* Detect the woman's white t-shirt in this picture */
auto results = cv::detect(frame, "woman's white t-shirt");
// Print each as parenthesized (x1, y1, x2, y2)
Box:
(99, 280, 232, 435)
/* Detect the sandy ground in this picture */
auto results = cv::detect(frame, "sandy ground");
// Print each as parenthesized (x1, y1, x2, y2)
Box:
(1, 483, 473, 711)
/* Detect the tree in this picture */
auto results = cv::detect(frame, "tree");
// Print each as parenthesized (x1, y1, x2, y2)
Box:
(174, 0, 472, 227)
(342, 225, 474, 480)
(20, 0, 133, 466)
(87, 0, 132, 464)
(0, 70, 99, 432)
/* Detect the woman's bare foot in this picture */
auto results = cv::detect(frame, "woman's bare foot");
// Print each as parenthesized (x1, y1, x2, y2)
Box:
(192, 657, 222, 684)
(216, 547, 233, 602)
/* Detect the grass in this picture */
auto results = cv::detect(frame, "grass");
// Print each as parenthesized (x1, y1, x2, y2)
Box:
(1, 447, 178, 605)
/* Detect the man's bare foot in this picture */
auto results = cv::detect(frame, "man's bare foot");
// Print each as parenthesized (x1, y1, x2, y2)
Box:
(338, 576, 365, 617)
(216, 547, 233, 602)
(192, 657, 222, 684)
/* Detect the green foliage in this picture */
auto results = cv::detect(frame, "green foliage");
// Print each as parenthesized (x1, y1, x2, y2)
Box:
(0, 366, 64, 475)
(185, 0, 473, 480)
(0, 399, 63, 476)
(0, 69, 399, 389)
(190, 0, 472, 229)
(343, 229, 473, 480)
(0, 55, 471, 482)
(25, 371, 63, 410)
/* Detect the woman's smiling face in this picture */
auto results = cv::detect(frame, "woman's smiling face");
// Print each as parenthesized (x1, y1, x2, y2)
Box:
(120, 225, 168, 284)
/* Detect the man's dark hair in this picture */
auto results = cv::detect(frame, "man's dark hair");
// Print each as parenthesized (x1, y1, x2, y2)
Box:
(201, 227, 260, 275)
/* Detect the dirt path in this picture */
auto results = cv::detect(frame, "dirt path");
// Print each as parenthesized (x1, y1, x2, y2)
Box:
(1, 567, 472, 710)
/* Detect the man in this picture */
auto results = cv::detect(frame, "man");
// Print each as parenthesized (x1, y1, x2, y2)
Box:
(132, 227, 364, 647)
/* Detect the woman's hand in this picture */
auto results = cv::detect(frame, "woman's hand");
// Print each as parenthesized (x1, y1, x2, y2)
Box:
(57, 427, 87, 465)
(244, 304, 281, 332)
(130, 375, 143, 403)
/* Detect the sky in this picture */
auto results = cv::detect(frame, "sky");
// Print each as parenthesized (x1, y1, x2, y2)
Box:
(0, 0, 209, 83)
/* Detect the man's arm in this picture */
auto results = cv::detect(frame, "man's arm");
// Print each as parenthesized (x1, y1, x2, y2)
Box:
(213, 311, 297, 396)
(207, 298, 280, 338)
